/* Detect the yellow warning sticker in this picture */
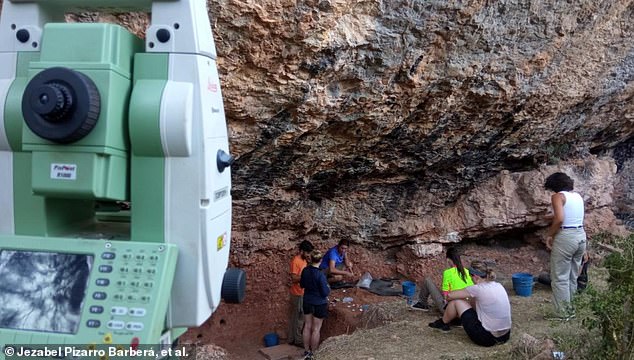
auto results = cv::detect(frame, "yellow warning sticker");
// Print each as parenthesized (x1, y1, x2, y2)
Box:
(217, 233, 226, 251)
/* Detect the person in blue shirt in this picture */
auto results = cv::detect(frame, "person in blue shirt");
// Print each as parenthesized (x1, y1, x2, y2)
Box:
(300, 250, 330, 360)
(319, 239, 354, 284)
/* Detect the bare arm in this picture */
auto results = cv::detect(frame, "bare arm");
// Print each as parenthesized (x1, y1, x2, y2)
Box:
(329, 260, 353, 276)
(446, 289, 471, 301)
(345, 256, 354, 274)
(290, 259, 302, 286)
(546, 193, 565, 249)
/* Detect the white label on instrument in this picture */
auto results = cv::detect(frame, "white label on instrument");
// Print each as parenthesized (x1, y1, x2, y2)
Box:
(214, 187, 228, 201)
(51, 163, 77, 180)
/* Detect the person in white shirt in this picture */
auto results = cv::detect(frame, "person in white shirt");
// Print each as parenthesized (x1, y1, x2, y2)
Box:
(428, 261, 511, 347)
(544, 172, 587, 319)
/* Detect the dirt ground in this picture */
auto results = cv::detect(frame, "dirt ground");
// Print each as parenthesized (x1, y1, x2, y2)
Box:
(181, 241, 603, 359)
(314, 283, 577, 360)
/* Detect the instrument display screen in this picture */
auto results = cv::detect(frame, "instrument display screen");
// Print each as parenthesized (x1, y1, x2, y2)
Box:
(0, 250, 93, 334)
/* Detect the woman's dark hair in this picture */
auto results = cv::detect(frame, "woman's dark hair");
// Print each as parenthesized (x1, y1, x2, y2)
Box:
(446, 247, 468, 283)
(338, 239, 350, 247)
(299, 240, 314, 252)
(544, 172, 574, 192)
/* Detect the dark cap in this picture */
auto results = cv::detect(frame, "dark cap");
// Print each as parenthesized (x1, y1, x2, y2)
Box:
(468, 267, 487, 278)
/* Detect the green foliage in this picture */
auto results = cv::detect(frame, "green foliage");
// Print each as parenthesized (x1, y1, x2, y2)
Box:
(576, 233, 634, 360)
(544, 143, 571, 165)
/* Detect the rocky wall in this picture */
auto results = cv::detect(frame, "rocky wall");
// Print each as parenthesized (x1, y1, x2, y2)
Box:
(231, 157, 628, 268)
(212, 0, 634, 254)
(5, 0, 631, 251)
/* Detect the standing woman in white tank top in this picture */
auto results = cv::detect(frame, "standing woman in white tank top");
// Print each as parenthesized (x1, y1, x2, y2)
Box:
(544, 172, 587, 319)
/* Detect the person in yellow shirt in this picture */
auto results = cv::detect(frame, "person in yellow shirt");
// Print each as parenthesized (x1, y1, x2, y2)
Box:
(412, 247, 473, 312)
(288, 240, 314, 347)
(429, 261, 511, 346)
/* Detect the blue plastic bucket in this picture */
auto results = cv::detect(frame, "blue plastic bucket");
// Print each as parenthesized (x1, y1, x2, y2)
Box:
(402, 281, 416, 297)
(512, 273, 534, 297)
(263, 332, 279, 347)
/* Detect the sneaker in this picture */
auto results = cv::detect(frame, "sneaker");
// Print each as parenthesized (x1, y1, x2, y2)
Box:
(302, 350, 313, 360)
(411, 301, 430, 311)
(448, 318, 462, 328)
(428, 319, 450, 332)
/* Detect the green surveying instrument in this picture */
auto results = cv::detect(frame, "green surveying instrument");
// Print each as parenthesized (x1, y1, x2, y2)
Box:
(0, 0, 245, 357)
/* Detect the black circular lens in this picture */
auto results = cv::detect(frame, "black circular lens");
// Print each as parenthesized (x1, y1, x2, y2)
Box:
(30, 83, 74, 123)
(22, 67, 100, 143)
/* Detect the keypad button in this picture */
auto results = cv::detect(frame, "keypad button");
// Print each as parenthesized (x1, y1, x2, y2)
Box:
(107, 320, 125, 330)
(111, 306, 128, 316)
(99, 265, 113, 273)
(101, 252, 116, 260)
(86, 320, 101, 328)
(93, 292, 107, 300)
(129, 308, 147, 317)
(96, 278, 110, 286)
(126, 322, 144, 331)
(89, 305, 104, 314)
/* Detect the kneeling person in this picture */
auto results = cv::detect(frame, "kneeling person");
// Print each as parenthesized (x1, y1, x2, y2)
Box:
(319, 239, 354, 284)
(428, 261, 511, 347)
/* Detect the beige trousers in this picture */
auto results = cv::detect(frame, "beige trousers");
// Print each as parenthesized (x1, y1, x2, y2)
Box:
(550, 228, 586, 315)
(287, 294, 304, 346)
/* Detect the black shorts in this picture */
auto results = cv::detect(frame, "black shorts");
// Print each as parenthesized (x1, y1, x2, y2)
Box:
(461, 308, 510, 347)
(303, 303, 328, 319)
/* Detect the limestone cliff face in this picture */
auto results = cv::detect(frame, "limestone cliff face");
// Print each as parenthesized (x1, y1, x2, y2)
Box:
(2, 0, 632, 252)
(211, 0, 634, 256)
